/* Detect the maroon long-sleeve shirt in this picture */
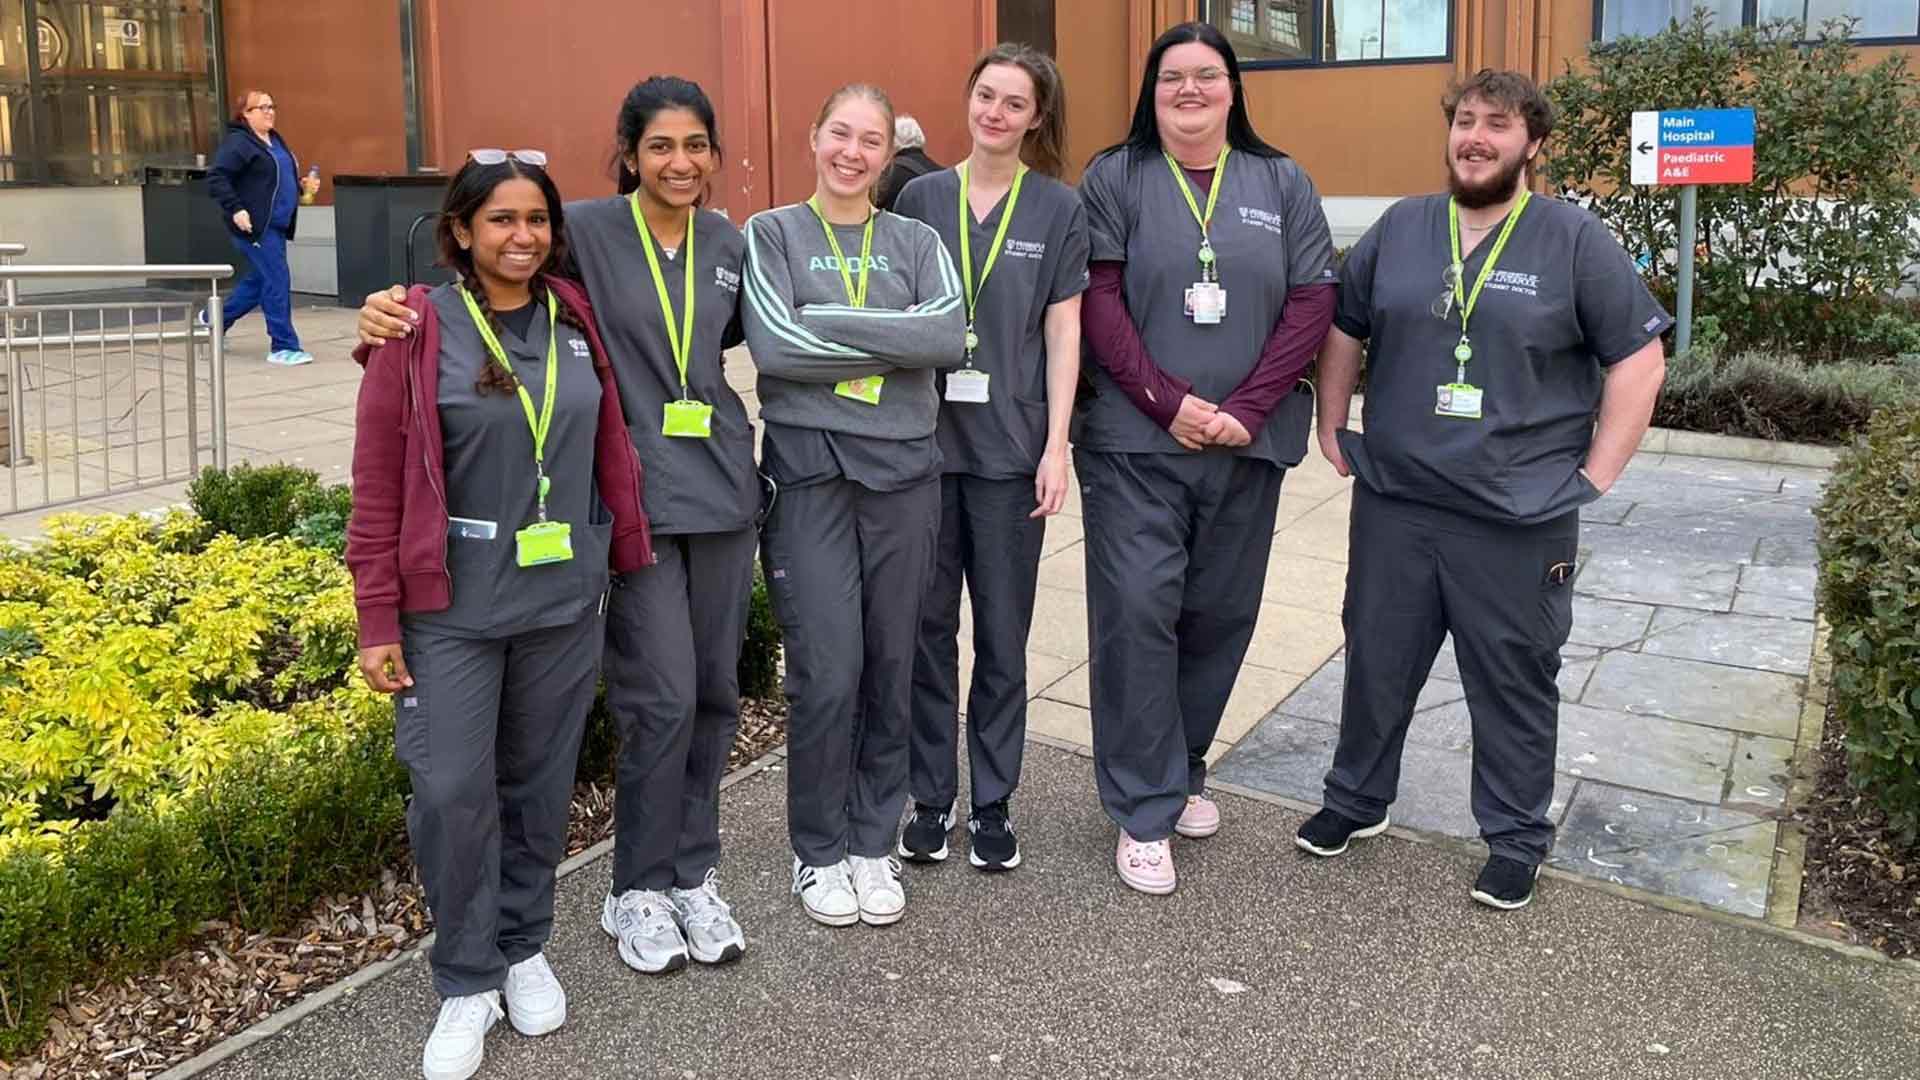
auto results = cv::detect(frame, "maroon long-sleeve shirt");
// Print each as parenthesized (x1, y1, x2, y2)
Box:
(1082, 262, 1335, 439)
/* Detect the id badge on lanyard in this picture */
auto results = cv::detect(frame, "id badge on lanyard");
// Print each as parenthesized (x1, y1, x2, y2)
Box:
(1436, 192, 1531, 422)
(1166, 147, 1230, 326)
(634, 195, 715, 437)
(807, 197, 886, 406)
(458, 285, 576, 566)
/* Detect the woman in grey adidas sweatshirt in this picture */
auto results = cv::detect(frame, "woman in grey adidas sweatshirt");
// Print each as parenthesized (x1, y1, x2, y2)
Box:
(741, 83, 964, 931)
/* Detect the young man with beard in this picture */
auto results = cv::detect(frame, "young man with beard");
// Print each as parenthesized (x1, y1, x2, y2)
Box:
(1295, 70, 1668, 910)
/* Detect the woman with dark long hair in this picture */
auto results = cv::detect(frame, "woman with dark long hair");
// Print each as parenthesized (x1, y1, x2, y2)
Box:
(346, 151, 652, 1080)
(1076, 21, 1336, 894)
(359, 77, 757, 977)
(890, 43, 1088, 873)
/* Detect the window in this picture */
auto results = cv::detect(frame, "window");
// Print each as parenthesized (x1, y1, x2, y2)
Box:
(1201, 1, 1451, 67)
(1, 0, 220, 186)
(1755, 1, 1919, 41)
(1597, 1, 1920, 43)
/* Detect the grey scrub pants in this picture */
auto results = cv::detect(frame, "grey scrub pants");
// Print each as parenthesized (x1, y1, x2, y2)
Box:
(1322, 483, 1578, 865)
(760, 475, 941, 867)
(1076, 449, 1286, 842)
(395, 610, 604, 997)
(910, 474, 1047, 812)
(605, 527, 758, 894)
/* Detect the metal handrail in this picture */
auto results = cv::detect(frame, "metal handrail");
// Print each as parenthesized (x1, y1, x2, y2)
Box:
(0, 242, 25, 258)
(0, 265, 233, 281)
(4, 260, 234, 514)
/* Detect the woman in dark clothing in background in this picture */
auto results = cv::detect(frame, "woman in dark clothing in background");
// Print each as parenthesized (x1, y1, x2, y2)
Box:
(207, 88, 318, 365)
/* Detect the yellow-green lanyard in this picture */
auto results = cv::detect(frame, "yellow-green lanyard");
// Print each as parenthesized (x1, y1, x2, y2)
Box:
(631, 194, 697, 400)
(458, 284, 560, 520)
(1446, 189, 1531, 381)
(957, 160, 1028, 363)
(806, 196, 874, 307)
(1163, 145, 1230, 281)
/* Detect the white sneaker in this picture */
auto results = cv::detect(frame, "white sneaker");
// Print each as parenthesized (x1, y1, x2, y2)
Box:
(600, 890, 690, 974)
(421, 990, 501, 1080)
(670, 868, 746, 964)
(847, 854, 906, 926)
(501, 952, 565, 1036)
(791, 857, 859, 927)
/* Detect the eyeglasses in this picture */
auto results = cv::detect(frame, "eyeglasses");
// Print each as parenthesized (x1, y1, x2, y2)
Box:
(247, 103, 276, 113)
(467, 148, 548, 167)
(1430, 262, 1464, 321)
(1157, 67, 1227, 91)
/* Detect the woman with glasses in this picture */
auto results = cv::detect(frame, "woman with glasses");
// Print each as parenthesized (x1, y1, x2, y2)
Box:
(359, 79, 758, 978)
(346, 149, 652, 1080)
(889, 43, 1088, 873)
(207, 88, 320, 365)
(741, 83, 963, 928)
(1075, 21, 1336, 894)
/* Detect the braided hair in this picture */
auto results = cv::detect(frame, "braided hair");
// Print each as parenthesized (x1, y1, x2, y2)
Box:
(436, 156, 592, 396)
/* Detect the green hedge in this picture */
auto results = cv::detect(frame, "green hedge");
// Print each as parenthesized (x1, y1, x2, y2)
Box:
(0, 692, 407, 1057)
(1656, 330, 1920, 444)
(1815, 403, 1920, 843)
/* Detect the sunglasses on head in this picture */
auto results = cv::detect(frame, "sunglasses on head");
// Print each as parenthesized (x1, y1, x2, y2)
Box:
(467, 148, 548, 167)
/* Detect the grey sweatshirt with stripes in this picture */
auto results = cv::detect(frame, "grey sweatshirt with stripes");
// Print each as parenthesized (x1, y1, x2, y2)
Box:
(741, 202, 965, 441)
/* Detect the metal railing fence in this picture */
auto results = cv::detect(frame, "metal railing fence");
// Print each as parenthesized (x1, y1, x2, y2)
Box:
(2, 251, 234, 517)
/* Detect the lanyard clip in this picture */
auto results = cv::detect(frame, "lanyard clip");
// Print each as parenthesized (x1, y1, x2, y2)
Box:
(536, 472, 551, 522)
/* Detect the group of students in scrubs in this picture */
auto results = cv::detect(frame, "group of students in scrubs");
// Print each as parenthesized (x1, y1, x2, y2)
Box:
(345, 17, 1668, 1080)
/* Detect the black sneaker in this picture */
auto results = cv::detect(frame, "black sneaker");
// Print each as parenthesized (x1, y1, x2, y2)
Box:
(967, 801, 1021, 871)
(1293, 808, 1390, 857)
(896, 802, 955, 863)
(1470, 855, 1540, 910)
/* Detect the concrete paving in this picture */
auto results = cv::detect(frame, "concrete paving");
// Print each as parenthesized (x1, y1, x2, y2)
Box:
(1218, 453, 1831, 920)
(199, 745, 1920, 1080)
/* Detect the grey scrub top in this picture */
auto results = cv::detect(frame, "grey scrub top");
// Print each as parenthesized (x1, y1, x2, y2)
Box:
(406, 285, 612, 637)
(760, 218, 943, 493)
(564, 199, 758, 535)
(1074, 146, 1336, 468)
(893, 167, 1091, 480)
(1333, 193, 1673, 526)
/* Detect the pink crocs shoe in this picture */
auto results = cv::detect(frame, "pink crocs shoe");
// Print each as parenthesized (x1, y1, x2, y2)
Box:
(1175, 793, 1221, 839)
(1116, 833, 1176, 895)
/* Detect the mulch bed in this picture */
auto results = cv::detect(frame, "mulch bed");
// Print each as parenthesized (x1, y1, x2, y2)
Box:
(1792, 701, 1920, 959)
(2, 699, 787, 1080)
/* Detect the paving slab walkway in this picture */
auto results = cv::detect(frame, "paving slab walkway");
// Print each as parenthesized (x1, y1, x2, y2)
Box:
(1216, 453, 1829, 920)
(197, 745, 1920, 1080)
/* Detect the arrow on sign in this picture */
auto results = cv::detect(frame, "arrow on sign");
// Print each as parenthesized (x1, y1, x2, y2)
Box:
(1636, 141, 1653, 155)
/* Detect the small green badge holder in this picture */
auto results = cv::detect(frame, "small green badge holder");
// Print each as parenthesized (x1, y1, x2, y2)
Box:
(835, 376, 884, 405)
(663, 398, 715, 437)
(515, 476, 575, 567)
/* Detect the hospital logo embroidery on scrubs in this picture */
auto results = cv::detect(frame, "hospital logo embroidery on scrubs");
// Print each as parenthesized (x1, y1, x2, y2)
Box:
(1003, 238, 1048, 260)
(1237, 206, 1286, 237)
(568, 339, 591, 359)
(714, 266, 742, 293)
(1484, 269, 1541, 298)
(808, 254, 890, 273)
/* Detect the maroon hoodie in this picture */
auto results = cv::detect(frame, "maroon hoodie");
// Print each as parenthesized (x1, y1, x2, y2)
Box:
(345, 277, 655, 648)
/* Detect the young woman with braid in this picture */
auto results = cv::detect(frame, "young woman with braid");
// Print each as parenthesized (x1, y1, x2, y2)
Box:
(359, 78, 759, 978)
(346, 151, 652, 1080)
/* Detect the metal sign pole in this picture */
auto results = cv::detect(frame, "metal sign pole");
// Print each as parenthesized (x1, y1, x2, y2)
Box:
(1675, 183, 1697, 355)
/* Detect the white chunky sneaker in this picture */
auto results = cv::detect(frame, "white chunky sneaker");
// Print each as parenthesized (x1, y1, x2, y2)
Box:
(670, 868, 747, 964)
(501, 952, 566, 1036)
(601, 889, 691, 974)
(791, 857, 860, 927)
(421, 990, 501, 1080)
(847, 854, 906, 926)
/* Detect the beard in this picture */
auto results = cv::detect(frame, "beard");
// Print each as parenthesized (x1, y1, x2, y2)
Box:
(1447, 151, 1529, 209)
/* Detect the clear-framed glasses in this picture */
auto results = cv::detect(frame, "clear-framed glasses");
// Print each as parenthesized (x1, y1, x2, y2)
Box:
(468, 148, 548, 167)
(1156, 67, 1228, 91)
(1430, 261, 1463, 320)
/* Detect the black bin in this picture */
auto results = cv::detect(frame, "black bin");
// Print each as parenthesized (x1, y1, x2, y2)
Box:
(141, 165, 251, 288)
(333, 173, 452, 306)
